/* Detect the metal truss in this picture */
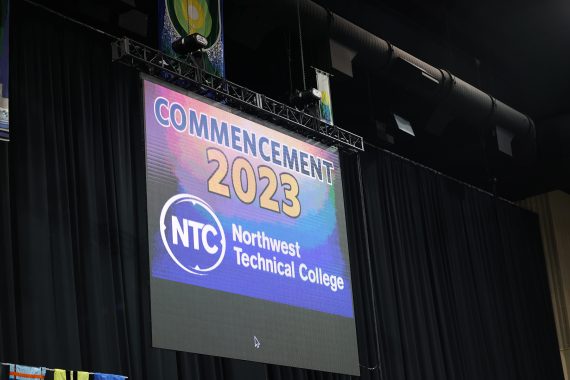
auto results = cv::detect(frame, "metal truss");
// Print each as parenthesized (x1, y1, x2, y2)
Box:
(111, 38, 364, 152)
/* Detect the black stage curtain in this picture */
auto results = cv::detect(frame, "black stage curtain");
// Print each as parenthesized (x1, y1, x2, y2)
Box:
(361, 150, 563, 379)
(0, 2, 563, 379)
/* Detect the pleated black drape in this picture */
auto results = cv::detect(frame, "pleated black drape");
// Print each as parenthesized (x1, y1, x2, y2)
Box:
(361, 148, 563, 380)
(0, 2, 231, 379)
(0, 2, 563, 380)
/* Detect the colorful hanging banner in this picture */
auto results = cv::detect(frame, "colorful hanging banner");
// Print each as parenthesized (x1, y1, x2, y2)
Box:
(7, 364, 46, 380)
(315, 69, 333, 125)
(158, 0, 225, 77)
(0, 0, 9, 141)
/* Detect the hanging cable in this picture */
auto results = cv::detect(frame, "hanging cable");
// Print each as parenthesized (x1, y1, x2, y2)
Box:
(296, 0, 307, 90)
(186, 0, 191, 34)
(22, 0, 118, 40)
(287, 32, 294, 97)
(356, 154, 385, 380)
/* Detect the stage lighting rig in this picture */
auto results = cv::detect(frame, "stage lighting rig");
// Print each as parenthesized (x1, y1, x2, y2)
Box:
(172, 33, 208, 55)
(291, 88, 322, 109)
(112, 37, 365, 151)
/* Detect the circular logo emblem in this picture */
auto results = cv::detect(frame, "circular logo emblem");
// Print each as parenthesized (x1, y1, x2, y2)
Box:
(160, 194, 226, 275)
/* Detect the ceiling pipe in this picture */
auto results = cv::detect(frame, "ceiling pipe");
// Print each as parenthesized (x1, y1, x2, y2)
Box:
(271, 0, 535, 151)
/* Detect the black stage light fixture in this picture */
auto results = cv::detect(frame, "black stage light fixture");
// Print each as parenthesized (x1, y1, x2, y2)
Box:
(172, 33, 208, 55)
(495, 125, 514, 157)
(393, 113, 415, 137)
(292, 88, 322, 108)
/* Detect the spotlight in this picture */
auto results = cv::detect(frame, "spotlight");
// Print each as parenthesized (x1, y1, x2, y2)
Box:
(292, 88, 322, 108)
(172, 33, 208, 55)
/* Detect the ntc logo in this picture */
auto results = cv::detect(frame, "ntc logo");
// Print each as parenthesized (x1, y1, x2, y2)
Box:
(160, 194, 226, 275)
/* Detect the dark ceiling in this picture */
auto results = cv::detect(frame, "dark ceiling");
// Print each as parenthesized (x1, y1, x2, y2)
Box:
(226, 0, 570, 200)
(29, 0, 570, 199)
(319, 0, 570, 119)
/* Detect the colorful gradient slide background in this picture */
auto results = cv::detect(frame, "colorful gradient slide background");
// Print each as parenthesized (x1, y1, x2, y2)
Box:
(145, 78, 355, 318)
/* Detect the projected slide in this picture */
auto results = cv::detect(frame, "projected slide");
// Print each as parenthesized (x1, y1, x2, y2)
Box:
(144, 76, 359, 375)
